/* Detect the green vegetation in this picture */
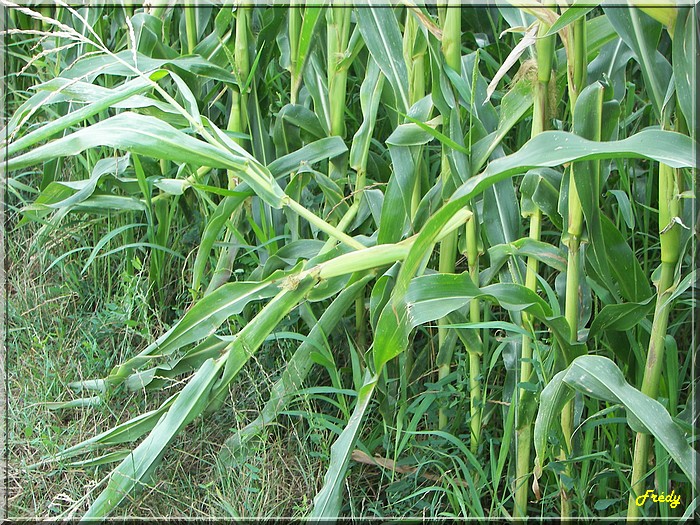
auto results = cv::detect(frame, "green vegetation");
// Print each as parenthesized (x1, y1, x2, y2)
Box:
(5, 2, 697, 520)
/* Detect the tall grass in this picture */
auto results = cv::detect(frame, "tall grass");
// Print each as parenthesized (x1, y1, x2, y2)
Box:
(4, 2, 697, 520)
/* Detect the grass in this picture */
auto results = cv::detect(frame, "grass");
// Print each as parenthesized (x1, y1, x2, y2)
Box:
(4, 2, 696, 521)
(6, 218, 332, 517)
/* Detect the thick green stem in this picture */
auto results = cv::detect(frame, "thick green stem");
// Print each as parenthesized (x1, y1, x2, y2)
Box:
(327, 8, 351, 183)
(234, 6, 250, 135)
(441, 2, 461, 70)
(627, 161, 680, 519)
(355, 287, 366, 348)
(327, 8, 351, 140)
(560, 201, 581, 519)
(185, 7, 197, 55)
(514, 23, 553, 515)
(564, 236, 581, 333)
(567, 17, 586, 106)
(466, 216, 481, 452)
(437, 223, 458, 421)
(515, 210, 541, 517)
(404, 13, 427, 220)
(289, 5, 301, 105)
(437, 177, 457, 429)
(150, 4, 167, 19)
(284, 198, 365, 251)
(559, 15, 587, 518)
(626, 262, 674, 518)
(327, 7, 355, 341)
(227, 6, 250, 151)
(208, 6, 251, 294)
(437, 0, 463, 431)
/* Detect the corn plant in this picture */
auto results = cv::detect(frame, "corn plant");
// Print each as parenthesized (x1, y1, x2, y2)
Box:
(5, 1, 697, 520)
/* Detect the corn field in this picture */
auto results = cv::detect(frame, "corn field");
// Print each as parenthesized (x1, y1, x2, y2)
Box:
(4, 1, 698, 520)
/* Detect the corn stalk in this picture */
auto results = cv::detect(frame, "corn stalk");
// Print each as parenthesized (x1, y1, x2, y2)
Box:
(623, 8, 686, 518)
(560, 13, 587, 519)
(205, 5, 252, 295)
(436, 0, 462, 431)
(514, 20, 554, 518)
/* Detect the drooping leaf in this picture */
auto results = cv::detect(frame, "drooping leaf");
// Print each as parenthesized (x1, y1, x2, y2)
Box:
(535, 355, 699, 490)
(533, 370, 574, 478)
(219, 275, 372, 460)
(84, 358, 225, 518)
(107, 277, 284, 384)
(310, 371, 378, 518)
(62, 50, 241, 85)
(7, 76, 154, 157)
(6, 112, 287, 208)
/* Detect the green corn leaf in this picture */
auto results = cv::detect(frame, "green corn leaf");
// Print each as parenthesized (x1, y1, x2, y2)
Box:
(66, 450, 132, 468)
(39, 400, 174, 467)
(44, 396, 103, 410)
(545, 3, 596, 37)
(520, 168, 563, 228)
(62, 50, 241, 85)
(292, 7, 325, 85)
(373, 271, 582, 373)
(355, 6, 410, 113)
(483, 177, 522, 249)
(350, 57, 384, 172)
(278, 104, 326, 140)
(219, 274, 372, 462)
(267, 137, 348, 179)
(607, 189, 635, 229)
(168, 70, 202, 127)
(29, 154, 131, 212)
(378, 145, 416, 244)
(125, 335, 230, 392)
(533, 369, 574, 478)
(369, 264, 399, 331)
(588, 37, 635, 102)
(588, 296, 656, 339)
(6, 76, 154, 157)
(484, 238, 567, 285)
(68, 195, 148, 213)
(379, 96, 433, 244)
(108, 277, 284, 384)
(310, 371, 378, 518)
(192, 193, 247, 292)
(599, 214, 653, 303)
(83, 358, 225, 518)
(604, 8, 672, 120)
(672, 7, 696, 137)
(535, 355, 699, 490)
(473, 73, 534, 173)
(571, 82, 617, 301)
(6, 112, 287, 208)
(32, 77, 176, 114)
(303, 53, 332, 136)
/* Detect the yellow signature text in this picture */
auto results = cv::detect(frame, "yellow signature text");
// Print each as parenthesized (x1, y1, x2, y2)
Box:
(635, 489, 681, 509)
